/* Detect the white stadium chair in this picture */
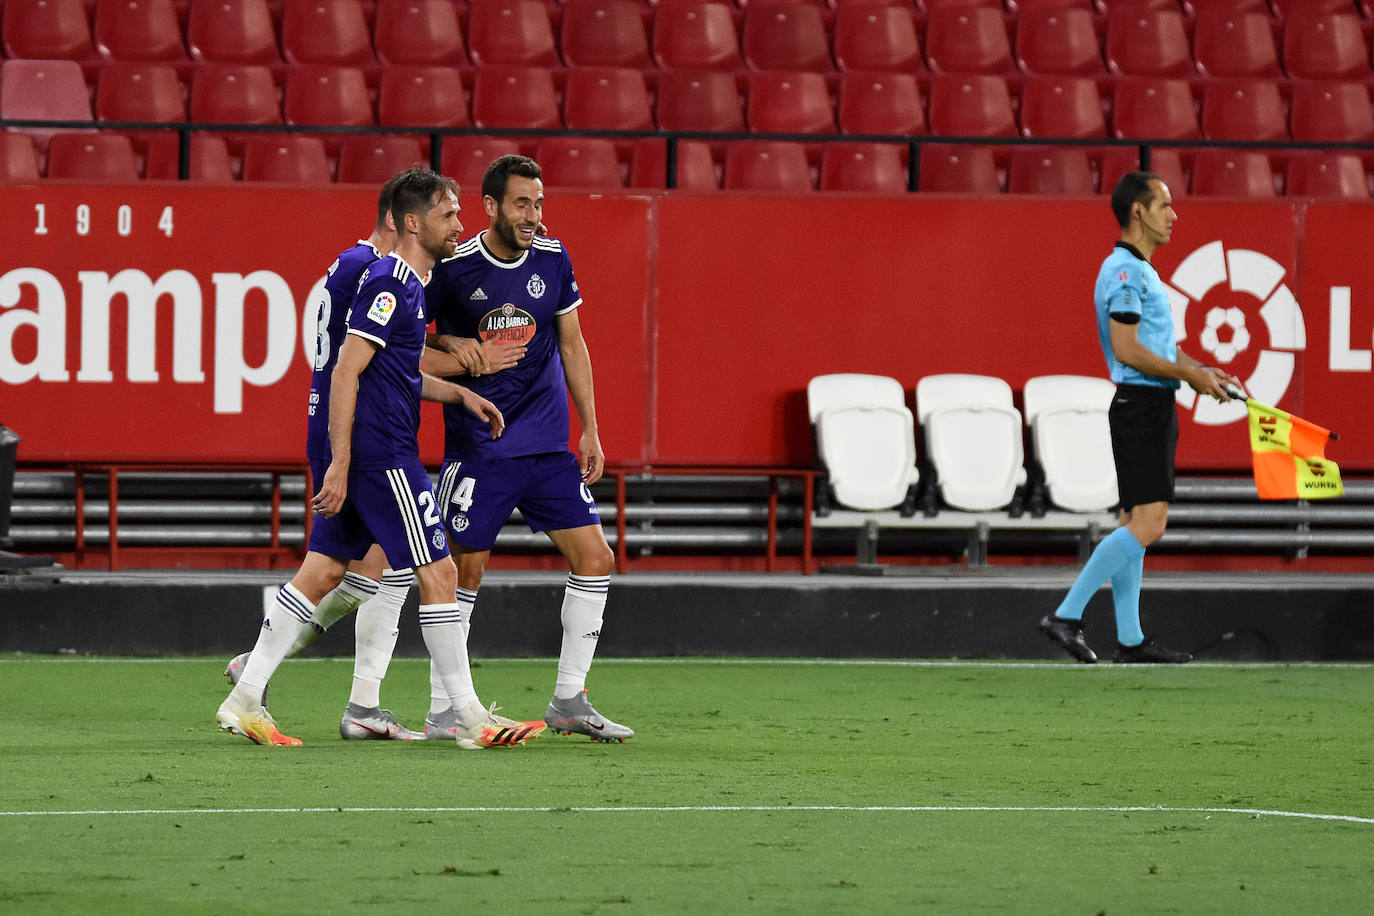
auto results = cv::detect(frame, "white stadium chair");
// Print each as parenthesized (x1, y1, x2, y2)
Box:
(915, 373, 1028, 512)
(1023, 374, 1119, 513)
(807, 373, 920, 514)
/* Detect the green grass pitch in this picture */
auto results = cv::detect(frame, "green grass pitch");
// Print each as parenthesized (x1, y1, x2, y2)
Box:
(1, 656, 1371, 914)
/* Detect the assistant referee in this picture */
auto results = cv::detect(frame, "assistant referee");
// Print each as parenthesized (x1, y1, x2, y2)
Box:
(1040, 171, 1238, 664)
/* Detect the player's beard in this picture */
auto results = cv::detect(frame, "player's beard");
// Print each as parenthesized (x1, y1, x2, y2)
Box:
(492, 211, 534, 252)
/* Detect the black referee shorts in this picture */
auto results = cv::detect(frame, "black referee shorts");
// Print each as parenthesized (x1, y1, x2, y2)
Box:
(1109, 384, 1180, 511)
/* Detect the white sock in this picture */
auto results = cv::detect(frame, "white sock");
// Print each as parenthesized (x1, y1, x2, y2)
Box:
(430, 586, 478, 716)
(419, 602, 479, 713)
(554, 574, 609, 700)
(289, 572, 376, 656)
(231, 583, 313, 707)
(348, 569, 411, 708)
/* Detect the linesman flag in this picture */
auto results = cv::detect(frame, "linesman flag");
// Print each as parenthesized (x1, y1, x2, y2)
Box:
(1245, 399, 1343, 500)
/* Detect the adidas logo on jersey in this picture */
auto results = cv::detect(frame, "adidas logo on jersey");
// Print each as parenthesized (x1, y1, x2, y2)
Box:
(470, 287, 488, 301)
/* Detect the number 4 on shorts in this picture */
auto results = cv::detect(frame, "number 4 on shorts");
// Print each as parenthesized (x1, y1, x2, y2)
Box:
(449, 476, 476, 513)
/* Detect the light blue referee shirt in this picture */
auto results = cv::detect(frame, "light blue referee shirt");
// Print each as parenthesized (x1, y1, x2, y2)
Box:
(1094, 242, 1180, 389)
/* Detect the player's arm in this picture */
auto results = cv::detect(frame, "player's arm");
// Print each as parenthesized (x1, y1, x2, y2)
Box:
(314, 333, 378, 517)
(1108, 318, 1237, 400)
(419, 373, 505, 439)
(425, 333, 526, 377)
(555, 308, 604, 485)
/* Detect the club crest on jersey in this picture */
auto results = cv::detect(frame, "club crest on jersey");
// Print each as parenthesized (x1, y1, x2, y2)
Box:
(367, 291, 397, 325)
(526, 274, 546, 298)
(478, 304, 537, 344)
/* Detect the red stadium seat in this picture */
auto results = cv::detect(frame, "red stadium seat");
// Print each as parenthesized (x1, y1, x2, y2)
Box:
(560, 0, 652, 69)
(535, 137, 625, 188)
(918, 143, 1000, 193)
(629, 137, 719, 189)
(1290, 81, 1374, 143)
(439, 135, 525, 189)
(655, 69, 745, 132)
(1098, 146, 1186, 197)
(819, 142, 908, 192)
(923, 0, 1002, 8)
(1192, 11, 1282, 78)
(1020, 75, 1107, 139)
(96, 62, 186, 124)
(724, 140, 814, 191)
(377, 66, 470, 128)
(1007, 146, 1095, 194)
(1201, 79, 1288, 142)
(94, 0, 187, 62)
(46, 132, 139, 179)
(1005, 0, 1095, 12)
(186, 0, 281, 64)
(1015, 7, 1105, 76)
(471, 66, 562, 129)
(0, 132, 42, 181)
(1192, 149, 1276, 198)
(144, 133, 237, 181)
(833, 5, 922, 73)
(467, 0, 561, 68)
(2, 0, 94, 61)
(1112, 77, 1199, 140)
(337, 136, 427, 183)
(837, 72, 926, 135)
(1099, 0, 1179, 12)
(1283, 13, 1373, 81)
(1105, 8, 1193, 77)
(373, 0, 468, 67)
(652, 1, 743, 71)
(281, 0, 375, 67)
(747, 71, 836, 133)
(242, 135, 332, 182)
(284, 67, 374, 128)
(928, 75, 1016, 137)
(924, 6, 1014, 75)
(1181, 0, 1269, 15)
(563, 67, 654, 130)
(190, 64, 282, 126)
(741, 3, 833, 72)
(0, 60, 92, 145)
(1285, 152, 1370, 199)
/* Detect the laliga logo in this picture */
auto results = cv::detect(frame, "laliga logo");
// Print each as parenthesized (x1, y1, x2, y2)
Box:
(1163, 240, 1305, 426)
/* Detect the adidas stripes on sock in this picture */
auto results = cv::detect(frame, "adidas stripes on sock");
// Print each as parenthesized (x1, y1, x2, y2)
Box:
(430, 586, 478, 717)
(554, 574, 609, 700)
(233, 583, 313, 707)
(419, 602, 479, 713)
(289, 571, 377, 656)
(348, 569, 411, 708)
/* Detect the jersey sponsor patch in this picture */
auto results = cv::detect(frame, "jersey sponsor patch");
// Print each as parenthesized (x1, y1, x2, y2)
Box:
(478, 303, 537, 344)
(367, 291, 397, 325)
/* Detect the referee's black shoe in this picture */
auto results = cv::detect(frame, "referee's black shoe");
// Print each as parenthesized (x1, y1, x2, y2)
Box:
(1113, 636, 1192, 664)
(1039, 614, 1097, 664)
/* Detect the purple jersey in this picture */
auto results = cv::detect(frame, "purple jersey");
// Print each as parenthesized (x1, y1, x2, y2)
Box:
(344, 253, 430, 470)
(306, 240, 384, 460)
(427, 234, 582, 460)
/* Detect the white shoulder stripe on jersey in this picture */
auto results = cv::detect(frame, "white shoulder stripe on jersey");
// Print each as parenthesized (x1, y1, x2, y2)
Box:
(386, 468, 432, 567)
(553, 298, 582, 316)
(347, 328, 387, 347)
(532, 238, 562, 253)
(391, 259, 413, 284)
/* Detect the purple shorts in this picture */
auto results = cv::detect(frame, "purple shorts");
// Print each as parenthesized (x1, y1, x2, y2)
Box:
(308, 458, 451, 569)
(436, 452, 601, 551)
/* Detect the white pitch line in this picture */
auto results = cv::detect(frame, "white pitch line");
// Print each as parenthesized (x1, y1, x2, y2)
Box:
(1, 805, 1371, 824)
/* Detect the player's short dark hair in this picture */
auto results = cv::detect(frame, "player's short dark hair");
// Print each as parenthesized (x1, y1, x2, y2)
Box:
(481, 154, 542, 203)
(1111, 171, 1162, 228)
(388, 167, 455, 233)
(375, 171, 406, 231)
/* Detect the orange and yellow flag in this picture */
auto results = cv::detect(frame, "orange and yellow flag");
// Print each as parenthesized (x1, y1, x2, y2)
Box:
(1247, 400, 1343, 500)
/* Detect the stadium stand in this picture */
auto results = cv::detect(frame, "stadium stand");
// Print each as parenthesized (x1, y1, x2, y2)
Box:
(142, 133, 236, 180)
(1022, 374, 1118, 514)
(1200, 79, 1290, 142)
(1285, 151, 1371, 199)
(1191, 149, 1278, 198)
(819, 142, 908, 192)
(1111, 77, 1201, 140)
(45, 132, 140, 179)
(652, 1, 744, 71)
(336, 135, 425, 183)
(1014, 6, 1105, 75)
(559, 0, 653, 70)
(923, 5, 1015, 75)
(469, 65, 562, 129)
(837, 72, 926, 135)
(1290, 81, 1374, 143)
(536, 136, 626, 187)
(1192, 10, 1283, 79)
(280, 0, 375, 67)
(1007, 146, 1096, 193)
(188, 64, 282, 154)
(723, 139, 814, 191)
(94, 62, 187, 144)
(241, 135, 332, 182)
(0, 59, 93, 146)
(1104, 7, 1194, 77)
(1019, 75, 1108, 139)
(372, 0, 468, 67)
(628, 136, 720, 189)
(563, 66, 656, 131)
(440, 135, 526, 188)
(465, 0, 562, 68)
(0, 131, 42, 181)
(283, 66, 375, 139)
(376, 66, 470, 131)
(93, 0, 188, 63)
(1282, 11, 1373, 81)
(915, 373, 1027, 513)
(185, 0, 281, 64)
(928, 74, 1017, 136)
(1, 0, 94, 62)
(918, 143, 1001, 192)
(655, 69, 746, 132)
(741, 2, 834, 71)
(746, 70, 836, 134)
(807, 373, 920, 514)
(831, 4, 924, 73)
(1097, 146, 1187, 196)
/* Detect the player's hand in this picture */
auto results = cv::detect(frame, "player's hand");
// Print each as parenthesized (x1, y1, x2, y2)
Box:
(475, 339, 526, 376)
(1188, 366, 1240, 402)
(461, 389, 505, 439)
(578, 430, 604, 486)
(439, 336, 486, 375)
(312, 462, 348, 517)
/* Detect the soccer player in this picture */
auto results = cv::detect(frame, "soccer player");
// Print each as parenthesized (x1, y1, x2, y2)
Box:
(1039, 171, 1237, 665)
(424, 154, 633, 742)
(217, 168, 542, 749)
